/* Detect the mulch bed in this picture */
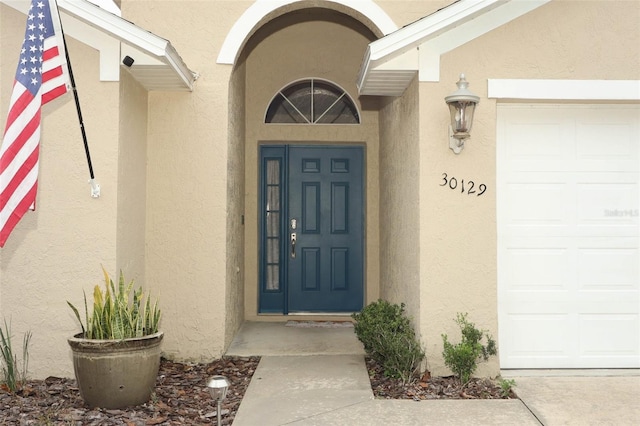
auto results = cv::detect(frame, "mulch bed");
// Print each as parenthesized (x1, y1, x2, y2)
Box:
(1, 356, 515, 425)
(366, 357, 516, 400)
(0, 357, 260, 425)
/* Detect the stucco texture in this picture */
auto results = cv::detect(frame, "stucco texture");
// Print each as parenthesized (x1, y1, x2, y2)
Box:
(120, 1, 247, 362)
(378, 76, 421, 329)
(412, 0, 640, 376)
(0, 5, 120, 378)
(1, 0, 639, 381)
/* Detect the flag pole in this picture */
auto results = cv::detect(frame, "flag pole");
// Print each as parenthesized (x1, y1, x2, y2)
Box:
(54, 1, 100, 198)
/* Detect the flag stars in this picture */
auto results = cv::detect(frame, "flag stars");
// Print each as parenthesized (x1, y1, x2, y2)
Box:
(13, 0, 65, 98)
(31, 77, 38, 86)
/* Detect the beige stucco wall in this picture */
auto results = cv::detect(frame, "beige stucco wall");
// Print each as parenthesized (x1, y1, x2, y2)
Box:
(0, 5, 120, 378)
(412, 0, 640, 377)
(116, 71, 148, 281)
(1, 0, 638, 381)
(121, 0, 248, 361)
(241, 8, 381, 319)
(378, 76, 421, 326)
(225, 57, 247, 347)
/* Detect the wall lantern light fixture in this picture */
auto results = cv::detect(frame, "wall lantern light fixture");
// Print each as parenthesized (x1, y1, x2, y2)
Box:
(445, 73, 480, 154)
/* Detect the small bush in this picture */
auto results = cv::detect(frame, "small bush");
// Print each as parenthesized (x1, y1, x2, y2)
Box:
(442, 313, 496, 384)
(352, 300, 424, 384)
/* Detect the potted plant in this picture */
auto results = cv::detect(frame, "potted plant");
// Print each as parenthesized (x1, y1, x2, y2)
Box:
(67, 267, 162, 409)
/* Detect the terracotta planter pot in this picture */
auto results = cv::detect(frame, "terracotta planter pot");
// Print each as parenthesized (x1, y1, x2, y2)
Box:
(68, 332, 163, 409)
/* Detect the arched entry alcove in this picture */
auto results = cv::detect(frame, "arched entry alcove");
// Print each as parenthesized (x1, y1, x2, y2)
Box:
(224, 1, 391, 322)
(218, 0, 396, 64)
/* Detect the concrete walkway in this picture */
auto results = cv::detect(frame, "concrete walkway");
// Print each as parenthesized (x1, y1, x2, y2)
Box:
(227, 322, 640, 425)
(505, 372, 640, 426)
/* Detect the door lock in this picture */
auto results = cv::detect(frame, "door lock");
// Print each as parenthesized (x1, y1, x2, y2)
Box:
(290, 232, 297, 258)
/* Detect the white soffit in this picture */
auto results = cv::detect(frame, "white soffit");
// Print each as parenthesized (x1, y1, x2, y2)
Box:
(357, 0, 551, 96)
(1, 0, 195, 91)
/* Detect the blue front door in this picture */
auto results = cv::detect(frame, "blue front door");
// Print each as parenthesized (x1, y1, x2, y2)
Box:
(259, 145, 364, 313)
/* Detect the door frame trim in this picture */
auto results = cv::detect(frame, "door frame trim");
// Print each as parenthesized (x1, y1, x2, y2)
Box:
(258, 143, 366, 315)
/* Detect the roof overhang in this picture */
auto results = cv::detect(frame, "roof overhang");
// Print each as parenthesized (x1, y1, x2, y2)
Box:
(357, 0, 551, 96)
(1, 0, 196, 91)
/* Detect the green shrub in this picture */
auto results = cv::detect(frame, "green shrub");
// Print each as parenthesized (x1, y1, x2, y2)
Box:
(442, 313, 497, 384)
(67, 266, 161, 340)
(0, 318, 31, 392)
(352, 300, 424, 384)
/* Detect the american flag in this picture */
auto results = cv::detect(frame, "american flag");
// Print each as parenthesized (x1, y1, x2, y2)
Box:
(0, 0, 69, 247)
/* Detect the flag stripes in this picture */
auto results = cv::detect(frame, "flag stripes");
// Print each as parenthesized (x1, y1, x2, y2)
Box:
(0, 0, 69, 247)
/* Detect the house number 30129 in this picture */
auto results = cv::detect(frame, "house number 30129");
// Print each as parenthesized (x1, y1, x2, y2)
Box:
(440, 173, 487, 196)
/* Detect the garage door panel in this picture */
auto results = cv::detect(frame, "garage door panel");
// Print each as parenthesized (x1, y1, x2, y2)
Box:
(578, 248, 639, 290)
(576, 109, 640, 162)
(502, 313, 573, 367)
(579, 314, 639, 364)
(502, 312, 640, 368)
(505, 248, 570, 290)
(576, 123, 638, 160)
(505, 122, 567, 160)
(577, 181, 638, 224)
(504, 290, 638, 308)
(504, 183, 569, 225)
(498, 104, 640, 369)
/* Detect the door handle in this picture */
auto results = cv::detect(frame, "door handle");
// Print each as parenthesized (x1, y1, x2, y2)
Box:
(290, 232, 297, 259)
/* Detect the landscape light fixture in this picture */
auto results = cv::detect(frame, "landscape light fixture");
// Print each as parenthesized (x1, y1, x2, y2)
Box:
(445, 73, 480, 154)
(207, 375, 230, 426)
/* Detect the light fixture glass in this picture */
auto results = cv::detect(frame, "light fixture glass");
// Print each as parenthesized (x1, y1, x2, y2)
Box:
(207, 375, 230, 400)
(207, 375, 230, 426)
(445, 73, 480, 154)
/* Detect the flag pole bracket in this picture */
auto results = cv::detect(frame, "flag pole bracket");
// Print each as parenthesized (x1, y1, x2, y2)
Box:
(89, 179, 100, 198)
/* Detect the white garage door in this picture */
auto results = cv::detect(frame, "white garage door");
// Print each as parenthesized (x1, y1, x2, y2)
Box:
(498, 104, 639, 369)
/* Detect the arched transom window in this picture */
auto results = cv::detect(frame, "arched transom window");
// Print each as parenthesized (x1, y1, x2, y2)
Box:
(265, 79, 360, 124)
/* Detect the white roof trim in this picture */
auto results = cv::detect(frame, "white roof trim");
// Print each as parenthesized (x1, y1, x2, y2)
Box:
(217, 0, 398, 65)
(488, 79, 640, 101)
(1, 0, 195, 91)
(358, 0, 551, 96)
(85, 0, 121, 16)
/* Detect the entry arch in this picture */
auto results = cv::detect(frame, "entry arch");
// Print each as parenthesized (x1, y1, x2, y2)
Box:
(217, 0, 398, 64)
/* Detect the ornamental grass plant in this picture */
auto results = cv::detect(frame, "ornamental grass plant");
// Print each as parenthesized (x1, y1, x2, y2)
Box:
(0, 318, 31, 392)
(67, 267, 161, 340)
